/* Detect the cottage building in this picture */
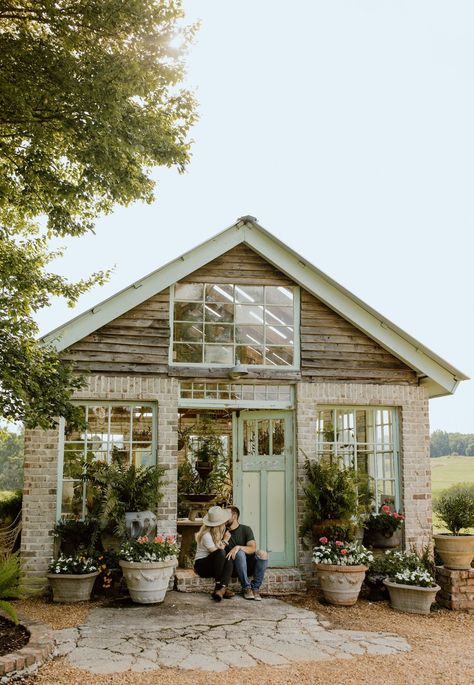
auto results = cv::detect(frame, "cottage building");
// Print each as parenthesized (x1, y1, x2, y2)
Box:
(21, 216, 468, 586)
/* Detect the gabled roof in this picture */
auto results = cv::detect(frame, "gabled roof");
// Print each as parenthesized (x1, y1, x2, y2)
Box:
(42, 216, 469, 397)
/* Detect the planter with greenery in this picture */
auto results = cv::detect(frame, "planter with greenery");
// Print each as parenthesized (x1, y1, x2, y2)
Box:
(313, 538, 373, 606)
(433, 485, 474, 569)
(363, 505, 405, 548)
(47, 554, 99, 602)
(119, 534, 179, 604)
(380, 550, 440, 614)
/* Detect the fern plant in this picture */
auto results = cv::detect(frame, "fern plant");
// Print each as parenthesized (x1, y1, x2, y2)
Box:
(0, 552, 24, 624)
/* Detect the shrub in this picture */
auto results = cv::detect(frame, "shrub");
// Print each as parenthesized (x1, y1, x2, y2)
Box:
(0, 490, 22, 524)
(434, 484, 474, 535)
(51, 517, 100, 556)
(0, 552, 24, 624)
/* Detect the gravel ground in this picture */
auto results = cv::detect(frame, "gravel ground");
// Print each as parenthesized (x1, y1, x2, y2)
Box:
(14, 593, 474, 685)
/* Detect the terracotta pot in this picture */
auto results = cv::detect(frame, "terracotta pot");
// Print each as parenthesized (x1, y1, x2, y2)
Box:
(314, 563, 367, 606)
(383, 579, 440, 614)
(364, 527, 402, 549)
(433, 533, 474, 570)
(119, 558, 177, 604)
(47, 571, 99, 603)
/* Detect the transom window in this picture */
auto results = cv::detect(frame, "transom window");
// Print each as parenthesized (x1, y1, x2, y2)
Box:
(315, 407, 401, 511)
(172, 283, 297, 367)
(59, 403, 157, 519)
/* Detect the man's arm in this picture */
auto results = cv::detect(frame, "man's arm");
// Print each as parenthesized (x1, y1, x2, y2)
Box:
(226, 538, 256, 560)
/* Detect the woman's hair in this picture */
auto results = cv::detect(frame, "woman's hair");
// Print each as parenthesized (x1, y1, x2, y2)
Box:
(196, 523, 226, 546)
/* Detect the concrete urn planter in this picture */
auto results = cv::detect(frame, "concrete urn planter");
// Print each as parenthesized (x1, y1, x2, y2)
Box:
(433, 534, 474, 570)
(383, 579, 440, 614)
(47, 571, 99, 603)
(314, 563, 367, 606)
(120, 558, 177, 604)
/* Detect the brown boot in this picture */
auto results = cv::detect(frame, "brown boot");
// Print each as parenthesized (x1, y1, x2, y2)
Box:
(223, 587, 235, 599)
(212, 585, 227, 602)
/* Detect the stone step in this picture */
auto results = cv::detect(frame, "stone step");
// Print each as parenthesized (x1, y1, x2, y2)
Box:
(175, 567, 306, 595)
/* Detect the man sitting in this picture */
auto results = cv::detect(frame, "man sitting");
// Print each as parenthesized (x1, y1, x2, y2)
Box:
(225, 506, 268, 600)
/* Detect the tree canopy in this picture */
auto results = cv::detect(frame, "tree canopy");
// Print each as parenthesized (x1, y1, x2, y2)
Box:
(0, 1, 197, 427)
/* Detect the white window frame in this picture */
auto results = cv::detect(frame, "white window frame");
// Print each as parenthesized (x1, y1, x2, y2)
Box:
(169, 283, 300, 370)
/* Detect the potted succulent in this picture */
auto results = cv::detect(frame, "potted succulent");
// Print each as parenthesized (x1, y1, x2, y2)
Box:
(47, 553, 99, 602)
(433, 484, 474, 569)
(119, 534, 179, 604)
(382, 550, 440, 614)
(363, 505, 404, 548)
(313, 537, 373, 606)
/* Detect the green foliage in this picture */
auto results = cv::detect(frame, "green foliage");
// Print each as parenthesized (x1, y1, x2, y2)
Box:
(51, 517, 100, 556)
(0, 552, 24, 624)
(0, 429, 24, 490)
(434, 484, 474, 535)
(299, 458, 358, 540)
(0, 489, 22, 524)
(0, 0, 197, 428)
(364, 508, 404, 536)
(430, 430, 474, 457)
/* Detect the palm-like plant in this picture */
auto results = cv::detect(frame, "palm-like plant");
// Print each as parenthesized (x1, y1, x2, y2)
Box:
(0, 552, 24, 624)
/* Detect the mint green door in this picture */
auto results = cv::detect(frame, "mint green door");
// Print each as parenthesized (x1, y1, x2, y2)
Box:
(234, 411, 295, 567)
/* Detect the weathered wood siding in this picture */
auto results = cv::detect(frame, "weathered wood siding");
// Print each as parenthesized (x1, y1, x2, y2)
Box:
(62, 245, 417, 384)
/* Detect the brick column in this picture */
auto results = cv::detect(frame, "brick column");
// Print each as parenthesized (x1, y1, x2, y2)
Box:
(436, 566, 474, 613)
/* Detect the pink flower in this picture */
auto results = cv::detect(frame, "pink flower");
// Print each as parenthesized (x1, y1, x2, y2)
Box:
(393, 512, 400, 519)
(335, 540, 343, 547)
(381, 505, 391, 514)
(155, 535, 164, 544)
(340, 549, 348, 555)
(319, 537, 328, 544)
(166, 535, 175, 544)
(137, 536, 148, 544)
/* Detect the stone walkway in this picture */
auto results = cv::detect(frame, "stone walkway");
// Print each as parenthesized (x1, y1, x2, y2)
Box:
(54, 592, 410, 674)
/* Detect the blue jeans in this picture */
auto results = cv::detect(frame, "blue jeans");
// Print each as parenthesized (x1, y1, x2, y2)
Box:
(233, 549, 268, 590)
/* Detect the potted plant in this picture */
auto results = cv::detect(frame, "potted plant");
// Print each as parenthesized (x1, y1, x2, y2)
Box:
(189, 415, 227, 478)
(313, 537, 373, 606)
(382, 550, 440, 614)
(433, 484, 474, 569)
(300, 458, 359, 543)
(119, 534, 179, 604)
(364, 505, 405, 548)
(47, 553, 99, 602)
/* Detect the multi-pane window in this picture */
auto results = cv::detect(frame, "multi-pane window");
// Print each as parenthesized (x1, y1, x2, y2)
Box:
(60, 404, 156, 519)
(315, 407, 400, 510)
(172, 283, 296, 367)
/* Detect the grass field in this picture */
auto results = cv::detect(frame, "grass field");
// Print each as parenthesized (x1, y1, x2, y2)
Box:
(431, 455, 474, 496)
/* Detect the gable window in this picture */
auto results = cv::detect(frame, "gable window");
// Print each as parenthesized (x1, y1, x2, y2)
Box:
(172, 283, 297, 367)
(315, 407, 401, 511)
(58, 403, 157, 519)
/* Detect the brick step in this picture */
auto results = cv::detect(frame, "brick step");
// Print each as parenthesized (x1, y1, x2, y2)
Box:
(175, 567, 306, 595)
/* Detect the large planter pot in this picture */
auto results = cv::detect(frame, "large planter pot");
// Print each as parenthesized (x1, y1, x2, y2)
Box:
(364, 527, 402, 549)
(314, 563, 367, 606)
(433, 533, 474, 570)
(383, 578, 440, 614)
(47, 571, 99, 603)
(125, 510, 158, 540)
(119, 558, 177, 604)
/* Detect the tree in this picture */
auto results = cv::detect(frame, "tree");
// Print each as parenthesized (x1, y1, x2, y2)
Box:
(0, 1, 197, 427)
(0, 428, 24, 490)
(430, 430, 450, 458)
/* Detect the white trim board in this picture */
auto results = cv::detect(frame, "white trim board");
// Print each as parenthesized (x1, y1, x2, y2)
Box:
(41, 216, 469, 398)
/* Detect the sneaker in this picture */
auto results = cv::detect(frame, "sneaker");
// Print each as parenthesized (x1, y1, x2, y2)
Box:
(252, 590, 262, 601)
(243, 587, 254, 600)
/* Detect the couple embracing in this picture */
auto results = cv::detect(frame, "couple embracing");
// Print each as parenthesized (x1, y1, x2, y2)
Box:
(194, 505, 268, 602)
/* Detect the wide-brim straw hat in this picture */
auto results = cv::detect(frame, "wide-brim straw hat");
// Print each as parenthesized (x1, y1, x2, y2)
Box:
(202, 506, 231, 527)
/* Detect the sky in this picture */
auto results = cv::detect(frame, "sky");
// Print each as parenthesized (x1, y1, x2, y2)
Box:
(36, 1, 474, 433)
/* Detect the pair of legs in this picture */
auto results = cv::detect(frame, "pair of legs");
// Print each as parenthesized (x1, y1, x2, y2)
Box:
(233, 549, 268, 591)
(194, 549, 234, 601)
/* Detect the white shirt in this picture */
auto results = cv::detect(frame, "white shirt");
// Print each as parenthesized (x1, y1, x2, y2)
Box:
(195, 531, 219, 561)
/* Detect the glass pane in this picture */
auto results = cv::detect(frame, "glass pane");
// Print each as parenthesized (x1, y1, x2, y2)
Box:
(174, 322, 203, 342)
(272, 419, 285, 454)
(63, 444, 85, 479)
(85, 406, 109, 441)
(204, 324, 233, 343)
(265, 346, 293, 366)
(235, 305, 264, 324)
(265, 326, 291, 344)
(110, 406, 131, 441)
(257, 420, 269, 454)
(61, 480, 83, 517)
(266, 286, 294, 304)
(65, 406, 86, 440)
(193, 383, 205, 399)
(174, 343, 202, 363)
(132, 448, 154, 467)
(205, 283, 234, 303)
(110, 445, 130, 465)
(236, 345, 264, 365)
(243, 421, 257, 456)
(174, 283, 203, 301)
(132, 406, 153, 442)
(204, 344, 233, 364)
(174, 302, 203, 322)
(265, 305, 293, 325)
(236, 325, 264, 344)
(204, 302, 234, 322)
(234, 285, 264, 303)
(217, 385, 231, 400)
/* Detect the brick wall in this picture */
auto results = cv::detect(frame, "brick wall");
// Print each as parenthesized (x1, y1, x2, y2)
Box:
(22, 375, 179, 575)
(436, 566, 474, 613)
(295, 382, 431, 578)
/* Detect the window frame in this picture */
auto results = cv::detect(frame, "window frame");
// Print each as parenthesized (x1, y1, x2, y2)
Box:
(169, 283, 300, 370)
(56, 401, 158, 521)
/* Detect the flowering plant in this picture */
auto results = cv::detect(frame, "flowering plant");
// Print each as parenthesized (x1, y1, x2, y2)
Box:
(392, 568, 436, 588)
(48, 553, 97, 575)
(376, 549, 436, 587)
(313, 538, 373, 566)
(120, 534, 179, 562)
(365, 505, 405, 536)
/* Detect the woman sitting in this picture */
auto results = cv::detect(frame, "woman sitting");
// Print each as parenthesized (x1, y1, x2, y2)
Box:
(194, 505, 234, 601)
